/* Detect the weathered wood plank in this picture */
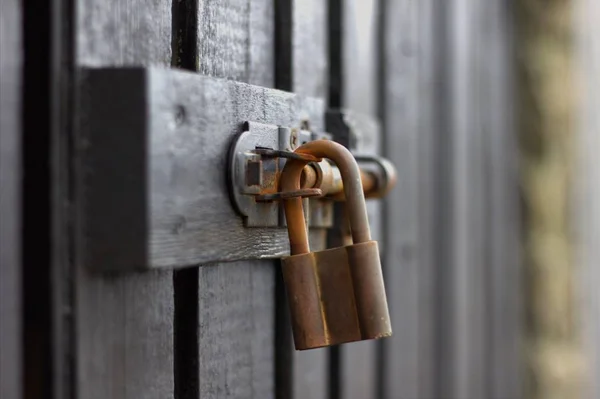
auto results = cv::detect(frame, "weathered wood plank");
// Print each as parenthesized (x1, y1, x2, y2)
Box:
(197, 261, 275, 397)
(380, 0, 426, 397)
(577, 2, 600, 398)
(76, 2, 175, 398)
(77, 0, 171, 66)
(81, 68, 327, 270)
(447, 0, 489, 394)
(435, 1, 520, 397)
(292, 0, 327, 98)
(415, 1, 436, 397)
(0, 0, 22, 397)
(197, 0, 274, 87)
(76, 270, 175, 399)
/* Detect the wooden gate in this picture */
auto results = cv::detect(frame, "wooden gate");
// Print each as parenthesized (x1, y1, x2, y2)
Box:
(1, 0, 521, 398)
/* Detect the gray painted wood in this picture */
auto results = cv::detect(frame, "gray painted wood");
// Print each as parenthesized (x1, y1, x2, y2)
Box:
(430, 0, 520, 397)
(198, 261, 275, 398)
(292, 0, 327, 98)
(0, 0, 22, 397)
(80, 68, 326, 271)
(343, 0, 378, 117)
(197, 0, 274, 87)
(577, 2, 600, 399)
(380, 0, 429, 397)
(81, 66, 326, 394)
(75, 270, 175, 399)
(77, 0, 171, 66)
(381, 1, 520, 397)
(76, 2, 175, 398)
(415, 1, 436, 397)
(442, 1, 520, 398)
(445, 2, 489, 397)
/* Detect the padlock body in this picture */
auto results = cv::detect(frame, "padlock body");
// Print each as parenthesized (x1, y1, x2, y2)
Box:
(346, 240, 392, 340)
(281, 240, 392, 350)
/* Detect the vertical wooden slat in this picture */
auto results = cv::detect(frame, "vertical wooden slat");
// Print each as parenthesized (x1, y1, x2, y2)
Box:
(437, 0, 520, 397)
(291, 0, 327, 98)
(194, 2, 277, 398)
(197, 262, 275, 397)
(415, 1, 437, 397)
(380, 0, 435, 397)
(381, 0, 518, 397)
(76, 2, 175, 398)
(446, 2, 488, 396)
(481, 3, 521, 398)
(0, 0, 22, 397)
(577, 2, 600, 398)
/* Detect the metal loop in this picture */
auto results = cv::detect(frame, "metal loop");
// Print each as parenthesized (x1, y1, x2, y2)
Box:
(253, 147, 321, 163)
(280, 140, 372, 255)
(354, 155, 397, 198)
(255, 188, 323, 202)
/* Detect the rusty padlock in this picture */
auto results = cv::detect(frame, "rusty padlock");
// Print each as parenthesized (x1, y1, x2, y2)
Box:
(279, 140, 392, 350)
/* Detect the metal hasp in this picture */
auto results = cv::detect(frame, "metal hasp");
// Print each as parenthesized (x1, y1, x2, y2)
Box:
(229, 121, 397, 227)
(229, 121, 332, 227)
(279, 140, 392, 350)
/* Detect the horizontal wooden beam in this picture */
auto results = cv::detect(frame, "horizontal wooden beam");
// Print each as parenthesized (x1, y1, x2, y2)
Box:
(79, 67, 325, 271)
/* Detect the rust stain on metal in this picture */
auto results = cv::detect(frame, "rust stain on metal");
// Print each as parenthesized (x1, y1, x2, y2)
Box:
(279, 140, 392, 350)
(247, 147, 397, 202)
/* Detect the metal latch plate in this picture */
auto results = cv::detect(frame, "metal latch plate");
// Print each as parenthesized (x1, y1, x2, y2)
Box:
(229, 121, 331, 227)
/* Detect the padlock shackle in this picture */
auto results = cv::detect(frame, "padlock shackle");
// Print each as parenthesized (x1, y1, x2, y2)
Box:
(280, 140, 372, 255)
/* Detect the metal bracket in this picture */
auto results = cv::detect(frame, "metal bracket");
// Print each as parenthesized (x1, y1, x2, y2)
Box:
(229, 121, 333, 227)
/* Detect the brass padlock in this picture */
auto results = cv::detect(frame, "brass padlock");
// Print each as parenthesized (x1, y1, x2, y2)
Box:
(279, 140, 392, 350)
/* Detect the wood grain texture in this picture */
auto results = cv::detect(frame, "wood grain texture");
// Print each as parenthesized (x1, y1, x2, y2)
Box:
(197, 262, 275, 398)
(343, 0, 378, 117)
(76, 270, 175, 399)
(77, 0, 171, 66)
(443, 1, 520, 397)
(75, 2, 175, 398)
(0, 0, 22, 397)
(80, 68, 326, 270)
(292, 0, 327, 98)
(577, 2, 600, 398)
(197, 0, 274, 87)
(380, 0, 429, 397)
